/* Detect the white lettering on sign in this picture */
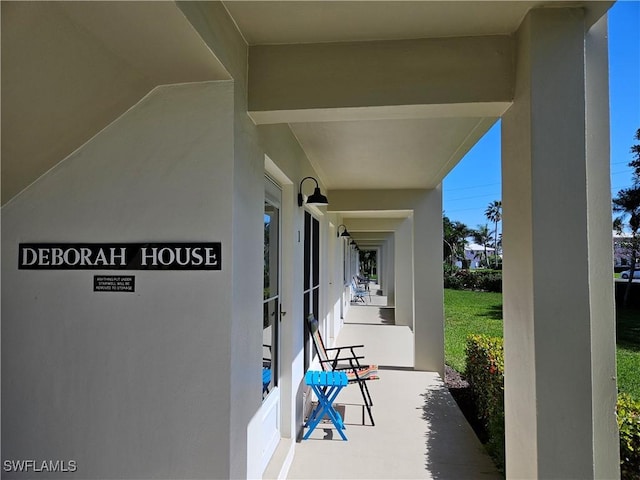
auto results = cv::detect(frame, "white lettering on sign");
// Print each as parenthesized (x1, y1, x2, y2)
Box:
(21, 246, 128, 267)
(21, 248, 37, 266)
(140, 247, 218, 267)
(18, 243, 221, 270)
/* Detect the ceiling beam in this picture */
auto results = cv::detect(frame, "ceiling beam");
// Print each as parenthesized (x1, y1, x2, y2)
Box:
(329, 189, 429, 212)
(248, 35, 514, 124)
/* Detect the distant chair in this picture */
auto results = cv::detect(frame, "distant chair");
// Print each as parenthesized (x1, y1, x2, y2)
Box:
(355, 274, 370, 291)
(307, 315, 379, 425)
(351, 277, 371, 303)
(262, 344, 272, 398)
(262, 368, 271, 398)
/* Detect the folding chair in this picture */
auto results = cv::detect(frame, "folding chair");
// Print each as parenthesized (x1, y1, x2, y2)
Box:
(307, 315, 378, 425)
(355, 274, 370, 291)
(262, 344, 272, 398)
(350, 278, 370, 303)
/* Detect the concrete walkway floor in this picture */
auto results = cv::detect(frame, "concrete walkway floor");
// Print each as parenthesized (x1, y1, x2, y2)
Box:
(285, 300, 502, 480)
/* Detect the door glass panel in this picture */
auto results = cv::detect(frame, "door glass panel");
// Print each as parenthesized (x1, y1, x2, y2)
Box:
(263, 197, 279, 399)
(303, 212, 321, 371)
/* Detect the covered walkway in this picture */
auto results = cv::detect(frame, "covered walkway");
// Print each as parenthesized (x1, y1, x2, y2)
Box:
(2, 3, 619, 478)
(283, 295, 501, 480)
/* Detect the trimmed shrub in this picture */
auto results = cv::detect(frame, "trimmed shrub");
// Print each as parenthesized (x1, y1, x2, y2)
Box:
(444, 274, 464, 290)
(456, 270, 479, 290)
(618, 393, 640, 480)
(476, 272, 502, 293)
(464, 336, 640, 478)
(465, 335, 505, 470)
(443, 269, 502, 292)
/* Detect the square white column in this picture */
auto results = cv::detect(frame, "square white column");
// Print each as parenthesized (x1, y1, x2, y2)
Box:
(502, 8, 618, 479)
(413, 186, 444, 375)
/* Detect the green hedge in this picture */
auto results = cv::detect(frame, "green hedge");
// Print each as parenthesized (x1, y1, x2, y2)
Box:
(465, 335, 640, 478)
(444, 270, 502, 292)
(465, 335, 505, 470)
(618, 393, 640, 480)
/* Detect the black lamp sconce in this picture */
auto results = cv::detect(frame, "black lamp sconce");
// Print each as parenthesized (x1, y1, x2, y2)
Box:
(337, 224, 350, 238)
(298, 176, 329, 207)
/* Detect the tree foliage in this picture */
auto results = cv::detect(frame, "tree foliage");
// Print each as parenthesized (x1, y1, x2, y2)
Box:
(485, 200, 502, 268)
(443, 213, 471, 268)
(472, 224, 493, 267)
(613, 128, 640, 307)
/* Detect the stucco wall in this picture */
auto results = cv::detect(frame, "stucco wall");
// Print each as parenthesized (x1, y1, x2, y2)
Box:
(2, 81, 237, 479)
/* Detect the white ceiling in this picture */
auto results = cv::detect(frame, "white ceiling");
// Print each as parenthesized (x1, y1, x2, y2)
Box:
(223, 1, 527, 194)
(290, 117, 492, 190)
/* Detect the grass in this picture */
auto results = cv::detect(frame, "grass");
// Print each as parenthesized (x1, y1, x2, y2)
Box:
(617, 307, 640, 400)
(444, 289, 503, 372)
(444, 289, 640, 400)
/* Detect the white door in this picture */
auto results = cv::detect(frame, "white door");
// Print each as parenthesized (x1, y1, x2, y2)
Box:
(261, 176, 281, 472)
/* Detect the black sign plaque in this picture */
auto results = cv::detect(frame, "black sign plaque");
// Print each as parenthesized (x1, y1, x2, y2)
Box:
(94, 275, 135, 293)
(18, 243, 222, 270)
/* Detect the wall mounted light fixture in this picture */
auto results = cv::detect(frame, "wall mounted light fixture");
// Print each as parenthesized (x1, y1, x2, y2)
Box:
(297, 176, 329, 207)
(337, 224, 350, 238)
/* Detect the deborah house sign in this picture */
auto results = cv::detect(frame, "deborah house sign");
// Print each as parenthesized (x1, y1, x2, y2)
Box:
(18, 243, 222, 271)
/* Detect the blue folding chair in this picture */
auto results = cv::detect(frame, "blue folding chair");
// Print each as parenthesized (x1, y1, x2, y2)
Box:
(350, 278, 370, 303)
(262, 368, 271, 398)
(303, 370, 348, 440)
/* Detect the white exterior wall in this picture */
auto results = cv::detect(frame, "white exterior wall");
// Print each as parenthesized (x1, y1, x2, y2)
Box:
(2, 3, 340, 477)
(2, 82, 237, 479)
(179, 4, 346, 476)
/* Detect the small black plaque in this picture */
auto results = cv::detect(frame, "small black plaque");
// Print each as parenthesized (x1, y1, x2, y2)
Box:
(94, 275, 135, 293)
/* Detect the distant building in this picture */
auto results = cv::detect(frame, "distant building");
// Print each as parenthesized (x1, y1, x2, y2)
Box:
(614, 231, 638, 267)
(464, 242, 496, 269)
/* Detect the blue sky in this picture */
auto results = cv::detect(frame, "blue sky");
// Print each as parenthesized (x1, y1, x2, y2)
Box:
(442, 0, 640, 232)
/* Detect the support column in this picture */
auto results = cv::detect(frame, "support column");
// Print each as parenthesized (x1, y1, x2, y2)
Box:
(395, 218, 414, 328)
(413, 186, 444, 375)
(385, 237, 396, 305)
(502, 8, 618, 479)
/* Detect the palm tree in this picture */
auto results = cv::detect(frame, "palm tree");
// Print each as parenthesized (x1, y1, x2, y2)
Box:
(472, 224, 493, 268)
(485, 200, 502, 268)
(613, 128, 640, 307)
(443, 214, 471, 268)
(613, 188, 640, 306)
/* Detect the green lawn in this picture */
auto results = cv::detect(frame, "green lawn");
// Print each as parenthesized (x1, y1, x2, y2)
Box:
(444, 289, 503, 372)
(444, 289, 640, 400)
(617, 307, 640, 400)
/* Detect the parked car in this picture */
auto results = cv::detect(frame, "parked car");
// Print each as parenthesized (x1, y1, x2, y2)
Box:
(620, 269, 640, 279)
